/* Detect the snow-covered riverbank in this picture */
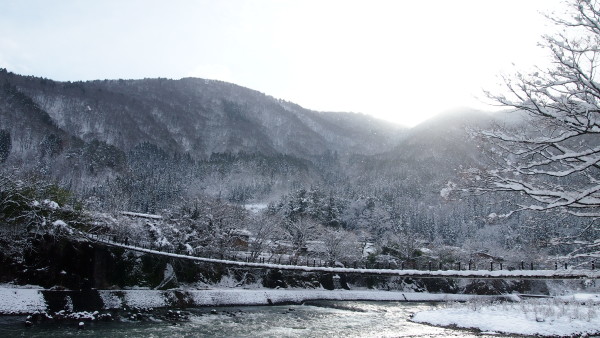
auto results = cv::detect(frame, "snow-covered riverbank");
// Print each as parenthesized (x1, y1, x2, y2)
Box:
(412, 294, 600, 337)
(0, 287, 510, 315)
(4, 286, 600, 336)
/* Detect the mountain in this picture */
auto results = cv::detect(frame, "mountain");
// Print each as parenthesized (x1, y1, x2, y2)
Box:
(341, 109, 495, 199)
(0, 70, 405, 162)
(0, 69, 412, 209)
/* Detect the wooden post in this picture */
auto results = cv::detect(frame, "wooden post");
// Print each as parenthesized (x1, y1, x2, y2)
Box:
(490, 261, 493, 271)
(439, 262, 443, 270)
(500, 263, 503, 270)
(428, 261, 432, 271)
(555, 262, 558, 270)
(457, 262, 461, 271)
(521, 261, 525, 270)
(593, 261, 596, 270)
(530, 262, 534, 270)
(564, 262, 568, 270)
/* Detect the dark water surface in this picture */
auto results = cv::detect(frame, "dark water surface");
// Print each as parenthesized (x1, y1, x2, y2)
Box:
(0, 301, 498, 337)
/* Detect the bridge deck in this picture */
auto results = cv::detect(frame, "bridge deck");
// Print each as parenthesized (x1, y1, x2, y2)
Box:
(89, 236, 600, 280)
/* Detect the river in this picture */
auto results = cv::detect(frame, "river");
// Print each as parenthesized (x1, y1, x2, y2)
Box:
(0, 301, 501, 337)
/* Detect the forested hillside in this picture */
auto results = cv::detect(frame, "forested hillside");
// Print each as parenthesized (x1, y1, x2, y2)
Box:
(0, 68, 587, 290)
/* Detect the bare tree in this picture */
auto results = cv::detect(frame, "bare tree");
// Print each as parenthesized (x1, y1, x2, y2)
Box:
(478, 0, 600, 258)
(320, 226, 360, 265)
(281, 216, 318, 260)
(248, 214, 284, 261)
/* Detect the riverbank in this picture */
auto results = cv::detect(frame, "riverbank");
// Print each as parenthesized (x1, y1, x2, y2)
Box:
(412, 293, 600, 337)
(0, 286, 513, 315)
(4, 286, 599, 337)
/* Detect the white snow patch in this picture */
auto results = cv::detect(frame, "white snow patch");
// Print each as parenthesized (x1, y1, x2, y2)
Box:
(121, 290, 168, 308)
(188, 289, 489, 306)
(121, 211, 163, 220)
(440, 181, 456, 199)
(52, 220, 73, 234)
(558, 293, 600, 303)
(0, 289, 46, 314)
(98, 291, 123, 310)
(243, 203, 268, 213)
(42, 199, 59, 209)
(97, 289, 493, 310)
(52, 220, 67, 227)
(362, 242, 376, 257)
(412, 298, 600, 337)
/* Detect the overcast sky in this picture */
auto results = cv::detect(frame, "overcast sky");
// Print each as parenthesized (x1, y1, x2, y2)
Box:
(0, 0, 566, 126)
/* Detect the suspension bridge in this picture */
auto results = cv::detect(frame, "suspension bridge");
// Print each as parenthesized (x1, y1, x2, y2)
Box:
(86, 234, 600, 280)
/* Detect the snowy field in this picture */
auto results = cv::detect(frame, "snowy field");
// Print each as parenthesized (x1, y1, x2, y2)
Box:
(412, 294, 600, 337)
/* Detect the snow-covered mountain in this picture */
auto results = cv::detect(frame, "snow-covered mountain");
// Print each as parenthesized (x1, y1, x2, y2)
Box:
(0, 69, 405, 162)
(0, 68, 500, 212)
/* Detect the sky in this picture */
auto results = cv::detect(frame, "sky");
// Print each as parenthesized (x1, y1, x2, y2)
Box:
(0, 0, 566, 127)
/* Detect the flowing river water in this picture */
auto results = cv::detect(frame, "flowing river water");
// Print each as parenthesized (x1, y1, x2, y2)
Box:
(0, 301, 503, 337)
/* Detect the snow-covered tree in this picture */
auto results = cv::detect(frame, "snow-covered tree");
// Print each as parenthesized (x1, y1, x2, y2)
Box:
(247, 213, 284, 261)
(320, 226, 360, 264)
(480, 0, 600, 258)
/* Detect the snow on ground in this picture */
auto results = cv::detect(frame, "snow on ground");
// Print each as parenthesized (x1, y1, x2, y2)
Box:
(243, 203, 268, 213)
(0, 283, 44, 289)
(188, 289, 477, 307)
(412, 296, 600, 337)
(558, 293, 600, 303)
(121, 211, 163, 220)
(97, 291, 123, 310)
(95, 289, 502, 310)
(0, 288, 46, 314)
(121, 290, 169, 309)
(2, 286, 499, 314)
